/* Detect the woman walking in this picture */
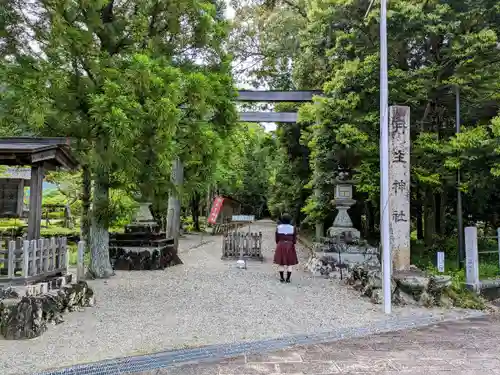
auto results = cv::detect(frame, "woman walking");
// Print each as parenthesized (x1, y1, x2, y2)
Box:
(274, 213, 299, 283)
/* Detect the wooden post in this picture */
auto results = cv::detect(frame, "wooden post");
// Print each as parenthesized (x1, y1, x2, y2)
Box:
(50, 237, 56, 270)
(37, 238, 44, 274)
(62, 237, 69, 273)
(22, 240, 30, 278)
(77, 241, 85, 282)
(43, 238, 49, 273)
(7, 240, 15, 279)
(30, 240, 37, 277)
(27, 164, 44, 240)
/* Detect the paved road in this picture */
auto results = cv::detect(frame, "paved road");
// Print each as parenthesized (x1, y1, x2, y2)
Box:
(135, 315, 500, 375)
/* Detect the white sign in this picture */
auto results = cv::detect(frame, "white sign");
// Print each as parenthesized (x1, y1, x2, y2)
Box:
(232, 215, 255, 222)
(437, 252, 445, 272)
(389, 106, 411, 270)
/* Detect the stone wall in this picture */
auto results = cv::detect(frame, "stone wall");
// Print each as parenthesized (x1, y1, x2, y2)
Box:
(0, 280, 95, 340)
(110, 246, 183, 271)
(305, 248, 468, 308)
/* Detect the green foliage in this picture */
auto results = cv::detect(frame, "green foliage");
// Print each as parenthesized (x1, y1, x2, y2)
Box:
(40, 226, 79, 237)
(425, 265, 486, 310)
(209, 123, 275, 218)
(299, 0, 500, 235)
(231, 0, 500, 253)
(0, 218, 24, 228)
(0, 0, 237, 277)
(42, 189, 66, 205)
(230, 0, 307, 87)
(108, 190, 138, 228)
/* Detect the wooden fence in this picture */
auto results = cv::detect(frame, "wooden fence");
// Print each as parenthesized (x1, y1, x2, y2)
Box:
(222, 231, 263, 261)
(0, 237, 69, 283)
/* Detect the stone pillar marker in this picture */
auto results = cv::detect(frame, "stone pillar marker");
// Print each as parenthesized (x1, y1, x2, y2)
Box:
(465, 226, 480, 291)
(389, 106, 411, 271)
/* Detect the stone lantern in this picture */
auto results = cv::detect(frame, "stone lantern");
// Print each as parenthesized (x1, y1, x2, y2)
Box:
(327, 173, 360, 240)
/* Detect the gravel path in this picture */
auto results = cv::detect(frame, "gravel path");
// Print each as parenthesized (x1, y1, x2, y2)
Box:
(0, 220, 482, 375)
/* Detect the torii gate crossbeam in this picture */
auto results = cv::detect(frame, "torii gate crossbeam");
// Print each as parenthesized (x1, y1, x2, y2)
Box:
(236, 90, 320, 123)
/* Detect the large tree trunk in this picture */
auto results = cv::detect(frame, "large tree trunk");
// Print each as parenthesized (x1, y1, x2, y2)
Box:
(438, 191, 446, 235)
(88, 170, 113, 278)
(166, 158, 183, 250)
(416, 206, 424, 240)
(191, 192, 200, 231)
(365, 200, 375, 239)
(415, 186, 424, 240)
(423, 189, 435, 246)
(81, 165, 91, 250)
(205, 185, 211, 219)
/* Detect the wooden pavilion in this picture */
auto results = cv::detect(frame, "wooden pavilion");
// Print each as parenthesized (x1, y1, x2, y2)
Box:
(0, 137, 78, 240)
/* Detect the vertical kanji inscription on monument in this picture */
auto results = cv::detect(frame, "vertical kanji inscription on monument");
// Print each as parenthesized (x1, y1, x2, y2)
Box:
(389, 106, 411, 270)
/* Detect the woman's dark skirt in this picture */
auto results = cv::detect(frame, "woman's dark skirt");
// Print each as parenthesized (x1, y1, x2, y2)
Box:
(273, 240, 299, 266)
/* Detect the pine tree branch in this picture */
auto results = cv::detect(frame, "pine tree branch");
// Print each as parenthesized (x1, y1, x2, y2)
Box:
(281, 0, 307, 18)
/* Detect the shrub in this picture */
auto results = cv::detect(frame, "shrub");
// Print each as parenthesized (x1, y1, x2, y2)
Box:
(425, 264, 486, 309)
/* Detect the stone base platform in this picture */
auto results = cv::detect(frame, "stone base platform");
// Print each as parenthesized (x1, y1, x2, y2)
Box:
(304, 248, 482, 308)
(2, 274, 73, 297)
(0, 276, 95, 340)
(110, 246, 183, 271)
(345, 265, 485, 308)
(305, 249, 380, 279)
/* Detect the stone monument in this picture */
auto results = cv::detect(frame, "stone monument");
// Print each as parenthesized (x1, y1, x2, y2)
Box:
(133, 202, 156, 225)
(108, 196, 181, 271)
(125, 199, 159, 234)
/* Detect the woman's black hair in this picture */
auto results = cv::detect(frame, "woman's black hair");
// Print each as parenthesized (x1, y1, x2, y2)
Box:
(280, 213, 292, 225)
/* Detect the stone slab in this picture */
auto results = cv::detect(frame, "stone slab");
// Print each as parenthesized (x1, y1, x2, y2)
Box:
(314, 251, 379, 263)
(7, 274, 73, 297)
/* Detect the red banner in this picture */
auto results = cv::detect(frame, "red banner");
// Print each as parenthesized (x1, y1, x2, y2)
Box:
(208, 196, 225, 224)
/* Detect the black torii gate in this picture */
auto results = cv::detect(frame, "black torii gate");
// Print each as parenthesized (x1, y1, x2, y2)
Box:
(235, 90, 321, 123)
(233, 90, 324, 236)
(170, 90, 322, 248)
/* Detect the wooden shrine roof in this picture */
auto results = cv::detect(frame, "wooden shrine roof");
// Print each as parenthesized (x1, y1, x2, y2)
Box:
(0, 137, 78, 170)
(221, 195, 242, 205)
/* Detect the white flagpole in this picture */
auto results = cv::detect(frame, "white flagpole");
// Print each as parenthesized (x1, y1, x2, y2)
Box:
(379, 0, 392, 314)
